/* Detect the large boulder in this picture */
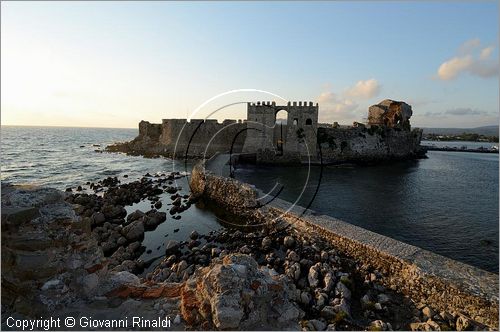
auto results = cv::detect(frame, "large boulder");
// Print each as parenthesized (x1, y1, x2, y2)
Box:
(101, 204, 127, 219)
(121, 220, 144, 241)
(180, 254, 303, 330)
(368, 99, 412, 130)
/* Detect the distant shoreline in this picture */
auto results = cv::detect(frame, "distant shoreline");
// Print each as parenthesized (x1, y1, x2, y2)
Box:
(423, 145, 498, 154)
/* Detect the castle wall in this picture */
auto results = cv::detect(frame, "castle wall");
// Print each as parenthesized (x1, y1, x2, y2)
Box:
(318, 126, 423, 163)
(138, 120, 162, 140)
(159, 119, 247, 158)
(244, 101, 319, 163)
(110, 100, 424, 163)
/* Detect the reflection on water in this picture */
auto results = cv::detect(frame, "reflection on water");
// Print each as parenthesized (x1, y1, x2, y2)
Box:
(235, 151, 499, 273)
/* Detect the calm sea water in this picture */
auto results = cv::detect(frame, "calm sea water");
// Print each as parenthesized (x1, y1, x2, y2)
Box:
(235, 152, 499, 273)
(1, 126, 498, 272)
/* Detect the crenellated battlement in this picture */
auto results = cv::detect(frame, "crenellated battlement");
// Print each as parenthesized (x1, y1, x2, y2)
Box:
(247, 101, 318, 107)
(161, 118, 244, 125)
(124, 98, 422, 164)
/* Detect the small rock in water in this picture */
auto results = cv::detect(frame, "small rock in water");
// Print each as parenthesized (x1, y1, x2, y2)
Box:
(165, 240, 180, 254)
(190, 231, 199, 240)
(173, 228, 179, 233)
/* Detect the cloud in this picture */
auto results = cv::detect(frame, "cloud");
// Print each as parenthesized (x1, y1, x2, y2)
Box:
(421, 111, 445, 118)
(444, 108, 487, 116)
(458, 38, 481, 55)
(418, 108, 490, 118)
(344, 79, 381, 99)
(437, 55, 473, 80)
(480, 46, 494, 60)
(316, 79, 381, 123)
(437, 39, 498, 80)
(317, 78, 381, 123)
(317, 91, 359, 119)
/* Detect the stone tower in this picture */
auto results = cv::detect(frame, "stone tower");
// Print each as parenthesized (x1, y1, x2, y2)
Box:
(243, 101, 319, 163)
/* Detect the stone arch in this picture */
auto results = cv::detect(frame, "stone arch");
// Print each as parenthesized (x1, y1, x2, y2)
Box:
(275, 109, 288, 125)
(305, 118, 312, 125)
(274, 109, 288, 156)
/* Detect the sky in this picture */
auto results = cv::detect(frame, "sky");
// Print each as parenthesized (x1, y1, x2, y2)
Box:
(1, 1, 499, 128)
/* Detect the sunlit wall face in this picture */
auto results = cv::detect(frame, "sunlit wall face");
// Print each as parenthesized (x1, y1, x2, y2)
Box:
(1, 1, 498, 128)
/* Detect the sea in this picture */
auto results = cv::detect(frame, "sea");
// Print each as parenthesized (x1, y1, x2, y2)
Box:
(1, 126, 498, 273)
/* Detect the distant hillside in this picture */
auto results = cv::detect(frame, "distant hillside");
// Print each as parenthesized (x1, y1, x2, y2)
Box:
(422, 125, 498, 136)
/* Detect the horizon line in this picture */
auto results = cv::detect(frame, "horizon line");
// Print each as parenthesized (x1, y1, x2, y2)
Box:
(1, 123, 498, 130)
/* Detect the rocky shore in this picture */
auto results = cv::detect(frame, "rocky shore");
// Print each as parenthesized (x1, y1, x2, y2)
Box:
(1, 171, 495, 330)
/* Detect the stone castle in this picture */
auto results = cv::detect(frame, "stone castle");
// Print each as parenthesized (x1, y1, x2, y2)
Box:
(108, 99, 424, 164)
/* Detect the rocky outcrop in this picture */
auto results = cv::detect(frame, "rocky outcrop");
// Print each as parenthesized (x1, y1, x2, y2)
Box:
(180, 254, 303, 330)
(5, 170, 495, 330)
(1, 184, 107, 316)
(368, 99, 413, 129)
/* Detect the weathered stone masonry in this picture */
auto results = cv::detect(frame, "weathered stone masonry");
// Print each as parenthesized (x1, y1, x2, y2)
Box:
(108, 99, 425, 164)
(189, 164, 499, 329)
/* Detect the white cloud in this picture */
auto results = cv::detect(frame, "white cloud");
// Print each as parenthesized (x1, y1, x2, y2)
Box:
(437, 39, 498, 80)
(316, 79, 381, 123)
(437, 55, 473, 80)
(344, 78, 381, 99)
(480, 46, 494, 60)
